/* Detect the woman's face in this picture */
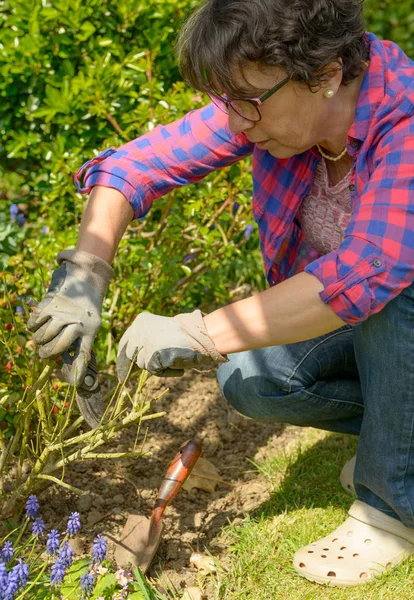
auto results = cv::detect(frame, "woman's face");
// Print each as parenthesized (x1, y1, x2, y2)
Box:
(227, 63, 344, 158)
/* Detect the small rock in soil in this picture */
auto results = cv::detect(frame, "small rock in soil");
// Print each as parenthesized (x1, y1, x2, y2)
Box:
(86, 509, 104, 525)
(77, 493, 93, 512)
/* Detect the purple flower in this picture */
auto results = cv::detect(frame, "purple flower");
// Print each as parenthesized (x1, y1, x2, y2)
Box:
(46, 530, 60, 556)
(9, 204, 25, 228)
(80, 573, 95, 596)
(15, 559, 29, 588)
(243, 224, 254, 240)
(91, 535, 107, 564)
(25, 495, 39, 518)
(66, 512, 81, 536)
(4, 567, 20, 600)
(32, 517, 45, 536)
(0, 560, 7, 590)
(41, 225, 49, 235)
(9, 204, 18, 220)
(183, 253, 196, 265)
(50, 557, 67, 586)
(15, 306, 24, 315)
(59, 542, 73, 568)
(1, 541, 14, 562)
(16, 213, 25, 227)
(4, 559, 29, 599)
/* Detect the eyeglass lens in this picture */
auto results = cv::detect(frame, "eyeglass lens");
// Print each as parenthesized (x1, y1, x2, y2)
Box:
(209, 94, 260, 121)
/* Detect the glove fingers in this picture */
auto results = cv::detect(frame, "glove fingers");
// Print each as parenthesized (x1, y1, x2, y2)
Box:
(32, 318, 68, 345)
(27, 308, 53, 333)
(116, 344, 140, 383)
(38, 325, 81, 359)
(155, 368, 184, 378)
(148, 348, 215, 374)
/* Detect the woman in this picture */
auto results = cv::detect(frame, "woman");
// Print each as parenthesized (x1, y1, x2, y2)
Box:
(28, 0, 414, 587)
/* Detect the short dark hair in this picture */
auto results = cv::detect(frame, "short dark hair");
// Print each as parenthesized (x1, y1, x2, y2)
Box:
(177, 0, 369, 97)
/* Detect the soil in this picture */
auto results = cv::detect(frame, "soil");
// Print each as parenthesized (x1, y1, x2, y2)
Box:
(37, 369, 305, 596)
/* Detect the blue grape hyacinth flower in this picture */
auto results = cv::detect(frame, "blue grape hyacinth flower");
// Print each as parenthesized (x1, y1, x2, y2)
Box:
(1, 541, 14, 562)
(46, 530, 60, 556)
(3, 559, 29, 600)
(15, 559, 29, 588)
(25, 495, 39, 519)
(59, 542, 73, 568)
(0, 560, 7, 590)
(80, 573, 96, 597)
(50, 557, 67, 587)
(91, 535, 107, 564)
(32, 517, 45, 536)
(66, 512, 81, 536)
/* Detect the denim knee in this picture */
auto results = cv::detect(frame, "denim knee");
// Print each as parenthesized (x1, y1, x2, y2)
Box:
(217, 352, 303, 422)
(217, 347, 363, 427)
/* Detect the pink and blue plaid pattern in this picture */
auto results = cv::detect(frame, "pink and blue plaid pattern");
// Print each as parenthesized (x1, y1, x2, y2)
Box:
(75, 33, 414, 324)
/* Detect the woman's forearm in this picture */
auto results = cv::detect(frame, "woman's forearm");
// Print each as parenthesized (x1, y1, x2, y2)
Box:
(204, 271, 345, 354)
(76, 186, 134, 264)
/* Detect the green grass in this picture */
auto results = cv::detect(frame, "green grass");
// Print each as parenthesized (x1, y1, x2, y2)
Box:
(210, 428, 414, 600)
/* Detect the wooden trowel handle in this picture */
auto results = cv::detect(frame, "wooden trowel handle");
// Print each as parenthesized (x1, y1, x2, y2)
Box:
(149, 439, 202, 532)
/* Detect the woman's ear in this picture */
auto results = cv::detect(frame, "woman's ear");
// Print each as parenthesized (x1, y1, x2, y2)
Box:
(317, 60, 343, 94)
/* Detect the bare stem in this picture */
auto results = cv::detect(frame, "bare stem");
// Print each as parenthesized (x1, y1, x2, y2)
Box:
(36, 474, 85, 495)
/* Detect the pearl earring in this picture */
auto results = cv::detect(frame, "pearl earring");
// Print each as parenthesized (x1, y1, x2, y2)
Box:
(323, 89, 335, 99)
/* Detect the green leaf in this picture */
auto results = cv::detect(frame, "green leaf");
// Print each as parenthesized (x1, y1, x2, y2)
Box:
(180, 265, 192, 276)
(91, 573, 117, 598)
(60, 558, 90, 599)
(78, 22, 96, 41)
(132, 568, 151, 600)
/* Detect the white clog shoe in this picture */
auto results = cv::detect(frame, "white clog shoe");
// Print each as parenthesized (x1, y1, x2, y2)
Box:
(339, 455, 356, 496)
(293, 500, 414, 587)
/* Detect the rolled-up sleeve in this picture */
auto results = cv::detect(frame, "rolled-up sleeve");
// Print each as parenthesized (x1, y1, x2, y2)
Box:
(74, 103, 253, 219)
(305, 112, 414, 324)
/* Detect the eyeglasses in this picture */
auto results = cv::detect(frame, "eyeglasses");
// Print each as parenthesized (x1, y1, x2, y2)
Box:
(207, 75, 290, 122)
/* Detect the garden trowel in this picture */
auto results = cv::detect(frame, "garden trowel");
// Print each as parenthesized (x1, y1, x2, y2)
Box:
(114, 439, 202, 573)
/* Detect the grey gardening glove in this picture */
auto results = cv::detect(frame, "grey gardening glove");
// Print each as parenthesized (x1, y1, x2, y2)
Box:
(116, 310, 228, 381)
(27, 249, 114, 386)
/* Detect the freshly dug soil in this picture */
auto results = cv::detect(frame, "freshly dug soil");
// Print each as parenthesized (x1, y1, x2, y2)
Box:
(38, 369, 304, 594)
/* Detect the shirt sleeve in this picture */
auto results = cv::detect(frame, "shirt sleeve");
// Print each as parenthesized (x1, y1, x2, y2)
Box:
(304, 112, 414, 324)
(74, 103, 254, 219)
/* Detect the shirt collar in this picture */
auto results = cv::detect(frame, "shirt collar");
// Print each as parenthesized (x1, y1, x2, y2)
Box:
(348, 32, 386, 143)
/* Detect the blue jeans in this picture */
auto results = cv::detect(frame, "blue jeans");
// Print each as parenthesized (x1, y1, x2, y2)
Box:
(217, 282, 414, 528)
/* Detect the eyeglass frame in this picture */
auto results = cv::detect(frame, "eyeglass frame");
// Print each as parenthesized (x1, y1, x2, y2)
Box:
(207, 74, 291, 122)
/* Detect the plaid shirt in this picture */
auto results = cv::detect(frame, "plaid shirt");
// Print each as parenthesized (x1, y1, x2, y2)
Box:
(75, 33, 414, 325)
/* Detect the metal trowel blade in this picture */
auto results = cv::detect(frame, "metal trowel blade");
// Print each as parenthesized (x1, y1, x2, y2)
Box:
(114, 514, 164, 574)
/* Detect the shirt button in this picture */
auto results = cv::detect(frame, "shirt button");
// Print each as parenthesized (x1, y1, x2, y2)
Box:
(350, 141, 358, 148)
(349, 184, 355, 191)
(373, 259, 382, 267)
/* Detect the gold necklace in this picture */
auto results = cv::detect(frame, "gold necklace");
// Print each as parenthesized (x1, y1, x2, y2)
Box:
(316, 143, 348, 162)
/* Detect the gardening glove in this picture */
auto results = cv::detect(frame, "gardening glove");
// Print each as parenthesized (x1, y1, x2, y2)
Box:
(27, 249, 114, 386)
(116, 310, 228, 381)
